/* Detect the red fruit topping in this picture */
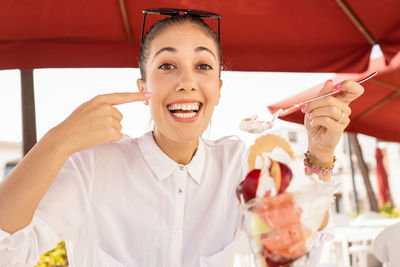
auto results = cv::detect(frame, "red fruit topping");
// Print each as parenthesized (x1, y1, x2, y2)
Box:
(277, 162, 293, 194)
(238, 169, 262, 202)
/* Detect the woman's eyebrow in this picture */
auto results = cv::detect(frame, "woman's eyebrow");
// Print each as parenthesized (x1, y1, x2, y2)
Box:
(195, 46, 216, 60)
(153, 47, 177, 59)
(152, 46, 216, 60)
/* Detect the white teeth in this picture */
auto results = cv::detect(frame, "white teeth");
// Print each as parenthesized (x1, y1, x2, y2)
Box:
(167, 102, 200, 111)
(172, 112, 197, 118)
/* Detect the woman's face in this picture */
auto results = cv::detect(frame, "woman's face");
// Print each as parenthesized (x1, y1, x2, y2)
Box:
(139, 22, 222, 143)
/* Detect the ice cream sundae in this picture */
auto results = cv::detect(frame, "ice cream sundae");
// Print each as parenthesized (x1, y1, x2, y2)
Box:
(237, 134, 338, 267)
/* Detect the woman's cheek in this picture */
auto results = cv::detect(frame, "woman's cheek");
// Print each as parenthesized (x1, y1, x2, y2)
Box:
(207, 82, 221, 105)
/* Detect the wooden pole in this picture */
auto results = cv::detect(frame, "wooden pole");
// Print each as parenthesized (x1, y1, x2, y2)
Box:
(118, 0, 133, 42)
(354, 78, 400, 121)
(349, 133, 378, 211)
(20, 70, 37, 156)
(347, 133, 359, 213)
(335, 0, 376, 45)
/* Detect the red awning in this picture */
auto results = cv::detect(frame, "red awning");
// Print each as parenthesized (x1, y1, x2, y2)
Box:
(1, 0, 400, 72)
(268, 53, 400, 142)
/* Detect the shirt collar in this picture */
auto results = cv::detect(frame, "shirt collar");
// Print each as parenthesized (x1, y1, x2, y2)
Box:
(137, 131, 205, 184)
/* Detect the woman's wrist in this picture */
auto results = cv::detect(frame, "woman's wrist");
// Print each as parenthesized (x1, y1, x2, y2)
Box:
(307, 147, 335, 163)
(45, 126, 75, 158)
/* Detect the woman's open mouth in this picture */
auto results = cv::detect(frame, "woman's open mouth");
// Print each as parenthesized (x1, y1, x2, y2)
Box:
(167, 102, 202, 120)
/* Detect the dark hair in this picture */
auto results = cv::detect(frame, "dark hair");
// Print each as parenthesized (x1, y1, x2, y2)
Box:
(139, 15, 222, 81)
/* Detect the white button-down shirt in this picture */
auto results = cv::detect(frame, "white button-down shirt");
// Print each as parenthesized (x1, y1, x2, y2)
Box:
(0, 132, 332, 267)
(0, 132, 248, 267)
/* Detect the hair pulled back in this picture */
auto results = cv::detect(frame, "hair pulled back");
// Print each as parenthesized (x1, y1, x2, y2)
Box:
(139, 15, 222, 81)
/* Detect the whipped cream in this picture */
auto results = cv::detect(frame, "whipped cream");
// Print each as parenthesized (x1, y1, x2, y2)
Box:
(239, 116, 273, 134)
(253, 147, 292, 198)
(255, 154, 276, 197)
(293, 180, 338, 237)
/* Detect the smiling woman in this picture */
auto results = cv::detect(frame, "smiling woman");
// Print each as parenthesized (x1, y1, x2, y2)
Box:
(0, 7, 364, 267)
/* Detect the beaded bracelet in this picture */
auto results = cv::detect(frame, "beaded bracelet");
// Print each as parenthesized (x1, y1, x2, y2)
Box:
(304, 151, 336, 176)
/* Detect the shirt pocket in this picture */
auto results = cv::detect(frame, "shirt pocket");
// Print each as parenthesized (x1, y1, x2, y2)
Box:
(198, 237, 238, 267)
(93, 247, 128, 267)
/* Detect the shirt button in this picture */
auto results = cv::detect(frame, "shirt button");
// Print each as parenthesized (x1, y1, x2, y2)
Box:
(179, 188, 183, 193)
(179, 165, 185, 171)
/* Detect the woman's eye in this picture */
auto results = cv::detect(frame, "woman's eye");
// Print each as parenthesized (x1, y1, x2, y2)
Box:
(197, 63, 213, 70)
(158, 63, 175, 70)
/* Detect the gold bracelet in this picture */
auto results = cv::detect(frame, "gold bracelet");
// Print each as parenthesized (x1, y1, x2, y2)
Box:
(304, 151, 336, 176)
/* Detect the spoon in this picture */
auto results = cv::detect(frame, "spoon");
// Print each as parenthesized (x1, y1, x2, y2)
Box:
(239, 72, 378, 134)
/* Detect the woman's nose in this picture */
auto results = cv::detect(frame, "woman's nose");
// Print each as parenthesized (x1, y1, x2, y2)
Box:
(176, 68, 197, 92)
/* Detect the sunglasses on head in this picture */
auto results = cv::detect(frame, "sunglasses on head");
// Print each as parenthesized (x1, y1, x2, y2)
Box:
(141, 8, 222, 44)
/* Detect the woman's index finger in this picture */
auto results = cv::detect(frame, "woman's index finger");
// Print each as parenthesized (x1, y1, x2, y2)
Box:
(99, 92, 149, 105)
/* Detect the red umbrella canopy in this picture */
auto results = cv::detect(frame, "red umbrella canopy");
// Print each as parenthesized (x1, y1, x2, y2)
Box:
(0, 0, 399, 72)
(268, 53, 400, 142)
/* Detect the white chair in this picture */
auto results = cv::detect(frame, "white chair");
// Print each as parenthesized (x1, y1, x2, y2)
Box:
(332, 213, 376, 267)
(372, 222, 400, 267)
(332, 214, 370, 267)
(347, 241, 373, 267)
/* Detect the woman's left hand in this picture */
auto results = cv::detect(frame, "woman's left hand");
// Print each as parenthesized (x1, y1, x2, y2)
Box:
(304, 79, 364, 162)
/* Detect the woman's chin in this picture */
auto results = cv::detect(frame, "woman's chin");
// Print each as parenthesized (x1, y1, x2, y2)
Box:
(171, 130, 204, 143)
(154, 126, 203, 144)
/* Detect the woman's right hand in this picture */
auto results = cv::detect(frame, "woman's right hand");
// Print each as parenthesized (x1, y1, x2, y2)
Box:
(51, 92, 150, 156)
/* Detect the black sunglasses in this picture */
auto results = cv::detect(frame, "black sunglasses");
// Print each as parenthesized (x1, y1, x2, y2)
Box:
(141, 8, 222, 44)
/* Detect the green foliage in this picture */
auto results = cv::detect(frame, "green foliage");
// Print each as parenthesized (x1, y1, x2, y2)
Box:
(379, 202, 400, 218)
(35, 241, 68, 267)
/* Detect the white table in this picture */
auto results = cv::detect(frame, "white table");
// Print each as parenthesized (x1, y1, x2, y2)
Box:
(349, 218, 400, 228)
(334, 226, 385, 243)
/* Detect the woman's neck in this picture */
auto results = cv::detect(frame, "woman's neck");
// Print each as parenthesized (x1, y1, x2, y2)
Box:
(152, 130, 199, 165)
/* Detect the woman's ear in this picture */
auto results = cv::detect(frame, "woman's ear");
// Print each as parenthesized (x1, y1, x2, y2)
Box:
(137, 78, 149, 105)
(137, 78, 145, 93)
(215, 80, 223, 106)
